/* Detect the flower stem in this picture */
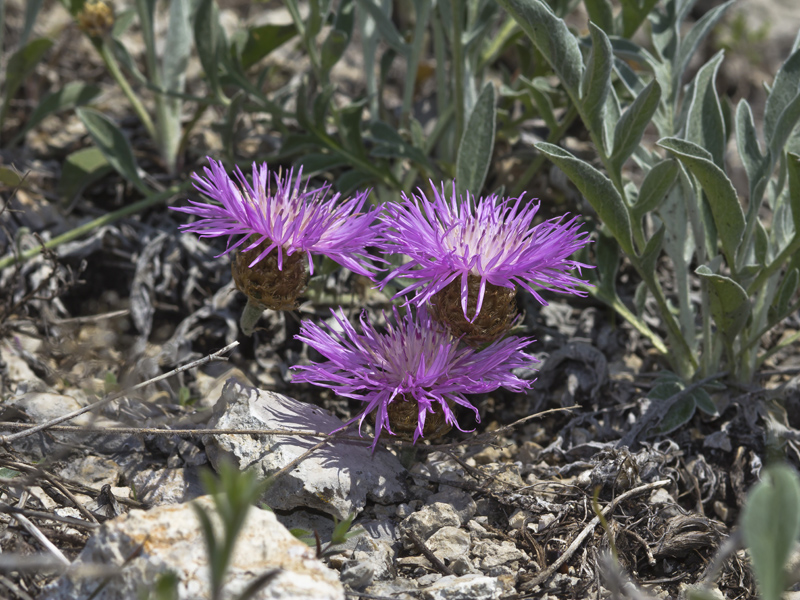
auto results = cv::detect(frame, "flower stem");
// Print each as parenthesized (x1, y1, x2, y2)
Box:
(98, 42, 156, 141)
(240, 297, 266, 336)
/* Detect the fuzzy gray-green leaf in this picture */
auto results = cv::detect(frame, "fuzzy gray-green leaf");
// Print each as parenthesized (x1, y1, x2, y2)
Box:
(194, 0, 222, 101)
(735, 99, 766, 199)
(770, 268, 799, 323)
(674, 0, 734, 100)
(788, 152, 800, 234)
(695, 265, 751, 345)
(611, 79, 661, 173)
(742, 464, 800, 600)
(536, 142, 634, 255)
(581, 23, 612, 142)
(456, 83, 496, 200)
(76, 107, 148, 194)
(633, 159, 678, 218)
(686, 51, 725, 168)
(495, 0, 584, 101)
(658, 137, 745, 265)
(584, 0, 614, 34)
(764, 47, 800, 145)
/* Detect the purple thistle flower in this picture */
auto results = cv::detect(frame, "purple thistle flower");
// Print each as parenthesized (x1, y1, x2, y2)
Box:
(171, 157, 380, 276)
(292, 306, 538, 449)
(377, 181, 592, 321)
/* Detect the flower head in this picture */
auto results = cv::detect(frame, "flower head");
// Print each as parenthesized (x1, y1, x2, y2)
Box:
(172, 158, 379, 277)
(378, 181, 592, 322)
(292, 307, 537, 449)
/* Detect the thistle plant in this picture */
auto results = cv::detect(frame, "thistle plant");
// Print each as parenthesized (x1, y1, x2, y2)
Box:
(378, 181, 592, 345)
(495, 0, 800, 392)
(292, 306, 537, 449)
(172, 158, 380, 335)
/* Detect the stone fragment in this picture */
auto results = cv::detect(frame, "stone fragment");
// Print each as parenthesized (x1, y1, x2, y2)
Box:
(471, 540, 527, 569)
(56, 455, 120, 489)
(421, 574, 503, 600)
(425, 489, 476, 525)
(128, 466, 205, 506)
(398, 502, 461, 546)
(203, 380, 407, 519)
(40, 495, 344, 600)
(426, 526, 470, 562)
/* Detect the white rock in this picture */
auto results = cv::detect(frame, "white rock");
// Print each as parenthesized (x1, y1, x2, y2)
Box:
(203, 380, 407, 519)
(398, 503, 461, 546)
(426, 526, 471, 562)
(421, 574, 503, 600)
(40, 495, 344, 600)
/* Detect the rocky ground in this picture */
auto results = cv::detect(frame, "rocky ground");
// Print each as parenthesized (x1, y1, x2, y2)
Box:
(2, 1, 800, 599)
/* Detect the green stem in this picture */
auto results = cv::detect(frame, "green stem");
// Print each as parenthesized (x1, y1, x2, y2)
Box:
(401, 0, 431, 124)
(451, 0, 465, 148)
(511, 104, 578, 197)
(98, 42, 156, 141)
(285, 0, 322, 80)
(240, 297, 266, 336)
(0, 183, 187, 271)
(591, 288, 668, 355)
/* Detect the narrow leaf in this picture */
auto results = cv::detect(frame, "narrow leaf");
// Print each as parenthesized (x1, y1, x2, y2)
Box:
(611, 79, 661, 172)
(76, 107, 148, 193)
(581, 23, 612, 141)
(633, 159, 678, 217)
(194, 0, 222, 100)
(742, 464, 800, 600)
(240, 24, 297, 70)
(353, 0, 409, 55)
(685, 51, 725, 167)
(788, 152, 800, 234)
(658, 137, 745, 265)
(764, 46, 800, 145)
(495, 0, 584, 100)
(695, 265, 751, 345)
(652, 395, 696, 435)
(536, 142, 633, 254)
(769, 268, 798, 322)
(639, 223, 665, 273)
(10, 82, 101, 145)
(674, 0, 734, 98)
(584, 0, 614, 34)
(736, 99, 766, 199)
(58, 147, 113, 201)
(1, 38, 53, 126)
(456, 83, 496, 200)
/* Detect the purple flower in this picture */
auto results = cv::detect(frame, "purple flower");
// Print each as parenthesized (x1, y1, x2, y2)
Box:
(292, 307, 537, 449)
(172, 158, 380, 276)
(377, 181, 592, 320)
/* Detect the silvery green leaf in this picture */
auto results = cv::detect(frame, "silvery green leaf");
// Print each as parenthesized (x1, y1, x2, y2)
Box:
(613, 57, 645, 97)
(110, 38, 148, 85)
(769, 268, 798, 323)
(633, 158, 678, 217)
(1, 37, 53, 127)
(456, 82, 496, 200)
(495, 0, 584, 101)
(652, 395, 696, 435)
(602, 84, 620, 157)
(754, 220, 769, 265)
(76, 107, 148, 194)
(764, 47, 800, 145)
(163, 0, 191, 95)
(10, 81, 101, 146)
(321, 0, 355, 75)
(695, 265, 751, 346)
(768, 93, 800, 163)
(581, 23, 612, 144)
(658, 137, 744, 266)
(620, 0, 659, 38)
(660, 181, 694, 265)
(521, 76, 558, 130)
(639, 223, 665, 273)
(536, 142, 634, 255)
(742, 464, 800, 600)
(692, 388, 717, 416)
(673, 0, 734, 101)
(648, 1, 677, 62)
(686, 51, 725, 168)
(611, 79, 661, 173)
(354, 0, 409, 56)
(194, 0, 222, 101)
(788, 152, 800, 233)
(736, 99, 766, 201)
(584, 0, 614, 34)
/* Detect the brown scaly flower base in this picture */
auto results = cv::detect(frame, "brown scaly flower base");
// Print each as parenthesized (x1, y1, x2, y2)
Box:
(430, 275, 517, 346)
(231, 239, 308, 311)
(382, 395, 453, 441)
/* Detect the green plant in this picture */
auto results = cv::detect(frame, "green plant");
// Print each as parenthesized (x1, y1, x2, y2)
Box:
(494, 0, 800, 396)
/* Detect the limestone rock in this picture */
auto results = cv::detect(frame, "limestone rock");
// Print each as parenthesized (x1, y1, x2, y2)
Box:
(203, 380, 407, 519)
(40, 495, 344, 600)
